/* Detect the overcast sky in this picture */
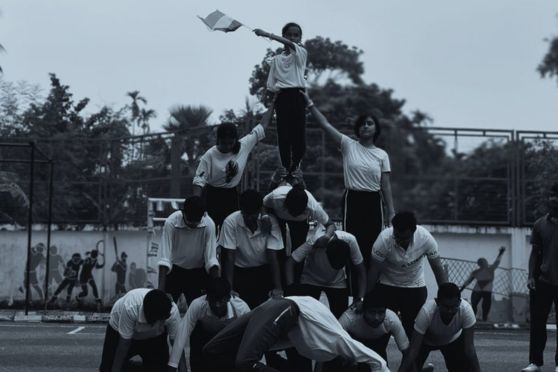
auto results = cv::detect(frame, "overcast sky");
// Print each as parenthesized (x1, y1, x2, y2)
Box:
(2, 0, 558, 132)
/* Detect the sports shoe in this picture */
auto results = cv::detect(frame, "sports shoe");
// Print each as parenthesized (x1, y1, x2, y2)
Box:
(521, 363, 542, 372)
(422, 363, 435, 372)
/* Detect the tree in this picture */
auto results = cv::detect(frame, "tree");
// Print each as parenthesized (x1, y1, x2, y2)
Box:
(538, 34, 558, 82)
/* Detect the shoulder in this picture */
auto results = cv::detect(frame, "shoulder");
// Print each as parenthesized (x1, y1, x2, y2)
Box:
(166, 210, 183, 225)
(223, 211, 242, 225)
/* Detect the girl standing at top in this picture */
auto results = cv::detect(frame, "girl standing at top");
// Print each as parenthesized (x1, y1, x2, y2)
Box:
(300, 90, 395, 267)
(192, 103, 275, 231)
(254, 23, 307, 181)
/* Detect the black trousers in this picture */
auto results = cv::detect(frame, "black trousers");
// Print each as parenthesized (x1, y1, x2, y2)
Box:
(416, 334, 471, 372)
(275, 88, 306, 171)
(470, 290, 492, 321)
(342, 190, 383, 268)
(165, 265, 208, 304)
(99, 325, 168, 372)
(204, 185, 239, 231)
(278, 219, 309, 285)
(203, 298, 304, 372)
(53, 278, 77, 298)
(292, 283, 349, 319)
(376, 284, 427, 338)
(78, 278, 100, 299)
(234, 265, 273, 309)
(529, 280, 558, 366)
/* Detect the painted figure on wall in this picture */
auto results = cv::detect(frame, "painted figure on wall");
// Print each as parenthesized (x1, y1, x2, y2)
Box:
(112, 252, 128, 296)
(128, 262, 147, 290)
(77, 249, 105, 311)
(47, 245, 65, 295)
(48, 252, 83, 306)
(18, 243, 46, 302)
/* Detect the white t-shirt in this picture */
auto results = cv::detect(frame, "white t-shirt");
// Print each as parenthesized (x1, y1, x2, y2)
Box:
(283, 296, 388, 371)
(263, 185, 329, 224)
(168, 294, 250, 368)
(371, 226, 439, 287)
(218, 211, 284, 268)
(414, 299, 476, 346)
(158, 211, 219, 273)
(340, 135, 391, 191)
(109, 288, 180, 340)
(339, 308, 409, 352)
(291, 230, 363, 288)
(193, 124, 265, 188)
(267, 43, 307, 92)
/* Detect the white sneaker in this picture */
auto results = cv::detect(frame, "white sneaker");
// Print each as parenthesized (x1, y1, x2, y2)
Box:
(521, 363, 542, 372)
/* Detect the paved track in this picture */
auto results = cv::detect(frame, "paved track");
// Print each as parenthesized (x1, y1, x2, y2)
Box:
(0, 322, 552, 372)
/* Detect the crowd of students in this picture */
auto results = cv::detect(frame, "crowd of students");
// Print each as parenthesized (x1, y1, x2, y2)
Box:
(98, 20, 558, 372)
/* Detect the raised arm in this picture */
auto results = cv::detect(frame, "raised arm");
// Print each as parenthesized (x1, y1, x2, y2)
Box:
(254, 28, 297, 51)
(428, 256, 448, 285)
(299, 90, 343, 144)
(463, 327, 481, 372)
(490, 246, 506, 269)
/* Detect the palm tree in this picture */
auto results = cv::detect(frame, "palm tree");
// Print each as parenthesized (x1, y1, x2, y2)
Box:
(0, 43, 6, 73)
(126, 90, 147, 136)
(164, 105, 213, 197)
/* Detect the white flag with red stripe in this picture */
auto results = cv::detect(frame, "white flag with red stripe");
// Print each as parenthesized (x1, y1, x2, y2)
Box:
(197, 10, 243, 32)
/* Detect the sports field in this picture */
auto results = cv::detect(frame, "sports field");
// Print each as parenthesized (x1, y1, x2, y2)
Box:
(0, 322, 550, 372)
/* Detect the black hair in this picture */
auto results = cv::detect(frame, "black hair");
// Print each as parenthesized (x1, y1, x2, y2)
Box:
(284, 184, 308, 217)
(437, 282, 461, 301)
(205, 277, 231, 299)
(325, 238, 350, 270)
(392, 211, 417, 231)
(354, 113, 382, 142)
(143, 289, 172, 325)
(551, 182, 558, 195)
(239, 189, 263, 215)
(72, 252, 81, 259)
(363, 291, 386, 310)
(182, 196, 206, 223)
(91, 249, 98, 258)
(282, 22, 302, 37)
(216, 123, 241, 154)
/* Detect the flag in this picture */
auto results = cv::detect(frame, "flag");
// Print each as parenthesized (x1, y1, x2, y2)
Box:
(197, 10, 242, 32)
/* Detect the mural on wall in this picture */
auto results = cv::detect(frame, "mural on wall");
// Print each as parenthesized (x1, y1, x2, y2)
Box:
(1, 231, 152, 310)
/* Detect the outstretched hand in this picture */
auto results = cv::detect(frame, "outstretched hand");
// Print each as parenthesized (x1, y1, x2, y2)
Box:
(254, 28, 267, 37)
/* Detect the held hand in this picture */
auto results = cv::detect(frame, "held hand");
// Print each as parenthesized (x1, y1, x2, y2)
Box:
(269, 288, 284, 298)
(259, 214, 272, 235)
(527, 278, 536, 291)
(350, 298, 364, 313)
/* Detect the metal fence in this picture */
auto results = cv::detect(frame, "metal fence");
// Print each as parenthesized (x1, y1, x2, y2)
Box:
(441, 257, 528, 297)
(1, 123, 557, 227)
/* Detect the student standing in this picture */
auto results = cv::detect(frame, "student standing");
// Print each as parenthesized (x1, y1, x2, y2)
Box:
(254, 23, 307, 180)
(301, 90, 395, 267)
(522, 183, 558, 372)
(460, 246, 505, 321)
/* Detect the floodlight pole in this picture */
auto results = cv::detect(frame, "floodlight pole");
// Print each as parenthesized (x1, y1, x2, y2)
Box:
(43, 161, 54, 308)
(24, 142, 35, 316)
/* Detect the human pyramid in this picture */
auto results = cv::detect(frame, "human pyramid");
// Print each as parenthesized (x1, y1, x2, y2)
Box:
(100, 22, 483, 372)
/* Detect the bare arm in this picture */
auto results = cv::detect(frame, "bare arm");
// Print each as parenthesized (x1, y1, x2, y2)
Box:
(490, 246, 506, 269)
(428, 256, 448, 285)
(299, 90, 343, 144)
(367, 256, 386, 294)
(111, 337, 132, 372)
(352, 262, 367, 300)
(221, 248, 236, 289)
(463, 327, 481, 372)
(381, 172, 395, 224)
(192, 185, 203, 197)
(398, 330, 424, 372)
(259, 99, 276, 131)
(285, 257, 296, 288)
(254, 28, 297, 51)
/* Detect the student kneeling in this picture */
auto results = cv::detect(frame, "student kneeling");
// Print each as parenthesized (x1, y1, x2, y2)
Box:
(99, 288, 180, 372)
(398, 283, 480, 372)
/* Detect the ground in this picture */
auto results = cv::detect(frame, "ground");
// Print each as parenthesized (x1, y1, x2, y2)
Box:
(0, 322, 551, 371)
